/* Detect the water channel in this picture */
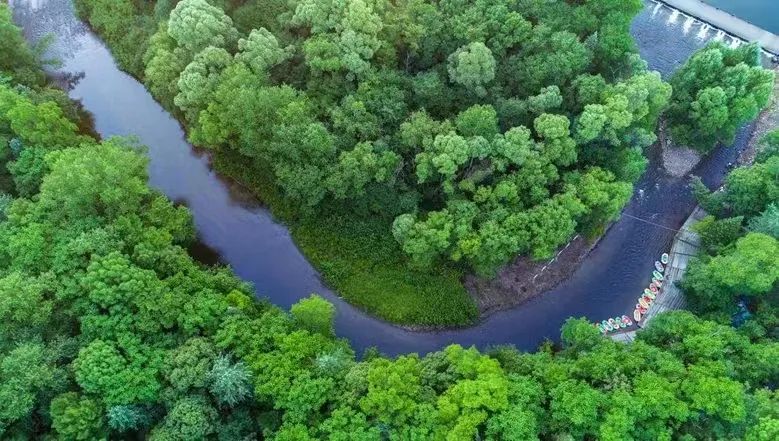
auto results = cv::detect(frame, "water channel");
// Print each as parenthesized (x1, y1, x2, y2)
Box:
(10, 0, 755, 356)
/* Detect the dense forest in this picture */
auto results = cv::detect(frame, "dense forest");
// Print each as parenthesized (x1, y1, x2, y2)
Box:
(72, 0, 775, 326)
(666, 42, 774, 152)
(2, 1, 778, 440)
(74, 0, 674, 325)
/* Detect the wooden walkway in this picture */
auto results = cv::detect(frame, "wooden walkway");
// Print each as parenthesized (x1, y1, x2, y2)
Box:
(612, 207, 705, 342)
(656, 0, 779, 55)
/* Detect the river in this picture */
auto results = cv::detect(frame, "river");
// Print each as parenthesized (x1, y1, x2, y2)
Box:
(703, 0, 779, 35)
(10, 0, 755, 356)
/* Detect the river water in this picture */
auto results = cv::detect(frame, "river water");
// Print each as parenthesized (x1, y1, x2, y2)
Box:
(10, 0, 754, 356)
(703, 0, 779, 35)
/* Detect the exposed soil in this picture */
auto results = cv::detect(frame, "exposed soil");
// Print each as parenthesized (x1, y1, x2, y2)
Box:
(464, 234, 598, 318)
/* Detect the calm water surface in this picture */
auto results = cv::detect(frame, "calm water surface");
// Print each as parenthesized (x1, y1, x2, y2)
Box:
(10, 0, 754, 356)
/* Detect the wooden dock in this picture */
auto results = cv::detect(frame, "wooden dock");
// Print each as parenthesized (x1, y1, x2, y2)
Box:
(640, 206, 704, 322)
(656, 0, 779, 55)
(612, 207, 705, 342)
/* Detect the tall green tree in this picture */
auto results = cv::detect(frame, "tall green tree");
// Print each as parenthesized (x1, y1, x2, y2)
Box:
(667, 43, 775, 152)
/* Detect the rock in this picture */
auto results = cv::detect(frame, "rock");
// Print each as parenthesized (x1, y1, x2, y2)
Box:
(662, 143, 702, 177)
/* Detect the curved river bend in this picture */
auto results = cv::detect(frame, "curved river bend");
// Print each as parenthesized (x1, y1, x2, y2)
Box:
(11, 0, 753, 356)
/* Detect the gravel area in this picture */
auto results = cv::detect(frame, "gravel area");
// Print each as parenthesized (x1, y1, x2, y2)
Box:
(658, 120, 703, 177)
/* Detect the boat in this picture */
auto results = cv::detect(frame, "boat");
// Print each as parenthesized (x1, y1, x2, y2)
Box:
(650, 281, 661, 291)
(661, 253, 669, 265)
(644, 289, 656, 300)
(608, 318, 618, 329)
(653, 278, 663, 287)
(618, 317, 628, 328)
(622, 315, 633, 326)
(596, 323, 606, 334)
(633, 309, 642, 321)
(602, 320, 613, 331)
(653, 271, 664, 281)
(655, 261, 664, 272)
(639, 297, 650, 309)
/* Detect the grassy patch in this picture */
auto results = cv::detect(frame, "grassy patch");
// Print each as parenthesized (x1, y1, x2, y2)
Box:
(212, 150, 479, 326)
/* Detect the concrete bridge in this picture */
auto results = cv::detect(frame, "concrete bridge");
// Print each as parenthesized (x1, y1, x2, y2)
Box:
(656, 0, 779, 56)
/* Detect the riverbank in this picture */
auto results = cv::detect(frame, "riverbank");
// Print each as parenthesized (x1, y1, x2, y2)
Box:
(739, 66, 779, 164)
(67, 0, 700, 330)
(69, 0, 649, 329)
(611, 205, 704, 342)
(210, 150, 479, 328)
(465, 234, 596, 318)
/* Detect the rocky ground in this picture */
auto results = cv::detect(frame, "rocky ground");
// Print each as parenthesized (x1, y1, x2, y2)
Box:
(659, 120, 703, 177)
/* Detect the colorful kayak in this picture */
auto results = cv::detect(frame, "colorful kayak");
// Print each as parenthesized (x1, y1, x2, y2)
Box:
(633, 309, 642, 322)
(655, 261, 664, 272)
(649, 281, 660, 291)
(661, 253, 669, 265)
(622, 315, 633, 326)
(653, 271, 664, 281)
(596, 323, 606, 334)
(608, 318, 618, 329)
(602, 320, 613, 331)
(652, 278, 663, 287)
(644, 289, 656, 300)
(639, 297, 650, 309)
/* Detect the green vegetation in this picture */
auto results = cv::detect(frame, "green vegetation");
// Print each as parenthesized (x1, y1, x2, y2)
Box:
(686, 129, 779, 325)
(76, 0, 676, 325)
(667, 42, 775, 152)
(2, 4, 779, 440)
(0, 4, 45, 86)
(211, 149, 477, 325)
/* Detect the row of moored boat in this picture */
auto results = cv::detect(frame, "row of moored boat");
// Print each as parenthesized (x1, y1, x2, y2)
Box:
(595, 252, 669, 335)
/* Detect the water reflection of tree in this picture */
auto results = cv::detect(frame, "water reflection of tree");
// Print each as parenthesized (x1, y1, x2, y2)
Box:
(10, 0, 89, 66)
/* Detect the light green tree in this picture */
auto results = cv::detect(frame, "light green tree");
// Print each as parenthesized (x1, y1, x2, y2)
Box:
(167, 0, 238, 53)
(447, 42, 496, 96)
